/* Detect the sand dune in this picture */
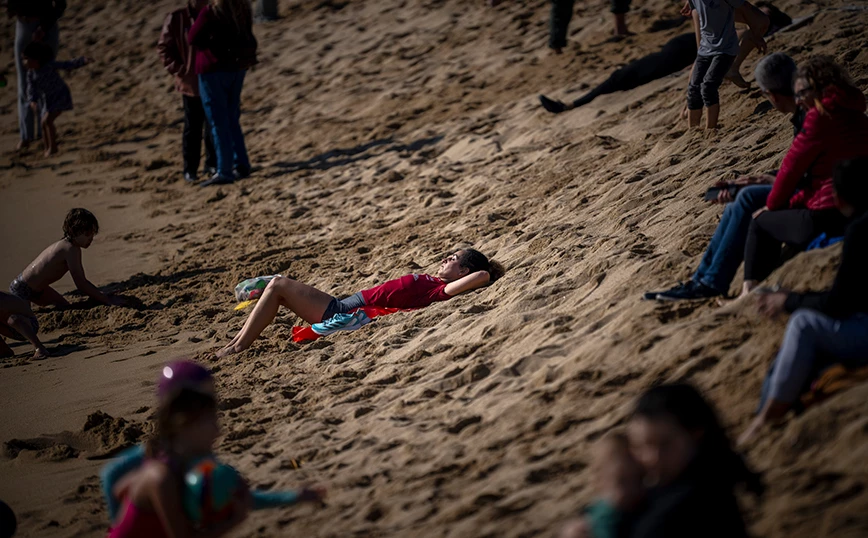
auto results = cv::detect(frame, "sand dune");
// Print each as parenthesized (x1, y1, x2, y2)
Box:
(1, 0, 867, 536)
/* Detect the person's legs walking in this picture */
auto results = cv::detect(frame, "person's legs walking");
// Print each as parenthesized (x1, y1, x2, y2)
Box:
(700, 54, 736, 128)
(198, 72, 233, 181)
(611, 0, 631, 35)
(549, 0, 575, 51)
(15, 21, 37, 147)
(227, 70, 250, 175)
(687, 55, 711, 128)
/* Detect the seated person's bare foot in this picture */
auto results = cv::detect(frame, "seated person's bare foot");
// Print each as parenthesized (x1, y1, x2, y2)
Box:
(32, 346, 50, 360)
(215, 343, 243, 358)
(725, 70, 750, 89)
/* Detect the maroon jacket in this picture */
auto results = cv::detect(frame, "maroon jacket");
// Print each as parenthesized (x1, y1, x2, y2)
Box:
(157, 5, 201, 97)
(767, 85, 868, 211)
(188, 5, 257, 75)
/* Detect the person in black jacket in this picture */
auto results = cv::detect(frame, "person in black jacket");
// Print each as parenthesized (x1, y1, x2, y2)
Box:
(627, 384, 762, 538)
(739, 157, 868, 446)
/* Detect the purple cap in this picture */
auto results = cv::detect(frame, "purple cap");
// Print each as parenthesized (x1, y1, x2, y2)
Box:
(157, 360, 214, 401)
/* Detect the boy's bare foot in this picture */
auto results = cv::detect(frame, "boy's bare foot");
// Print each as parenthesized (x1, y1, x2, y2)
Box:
(216, 343, 243, 358)
(32, 347, 50, 360)
(725, 70, 750, 89)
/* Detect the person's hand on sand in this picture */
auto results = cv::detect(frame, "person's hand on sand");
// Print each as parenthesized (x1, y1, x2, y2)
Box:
(756, 291, 788, 317)
(298, 485, 327, 505)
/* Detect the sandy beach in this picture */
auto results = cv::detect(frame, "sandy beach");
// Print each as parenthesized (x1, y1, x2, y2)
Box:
(1, 0, 867, 536)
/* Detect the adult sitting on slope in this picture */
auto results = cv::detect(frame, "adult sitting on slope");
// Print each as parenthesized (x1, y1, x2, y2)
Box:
(216, 249, 504, 357)
(739, 158, 868, 446)
(645, 53, 799, 301)
(649, 55, 868, 301)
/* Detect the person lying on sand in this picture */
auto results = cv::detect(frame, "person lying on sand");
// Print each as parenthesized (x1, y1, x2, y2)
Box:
(539, 2, 790, 114)
(0, 291, 48, 359)
(9, 208, 126, 309)
(216, 248, 504, 357)
(558, 433, 645, 538)
(739, 158, 868, 446)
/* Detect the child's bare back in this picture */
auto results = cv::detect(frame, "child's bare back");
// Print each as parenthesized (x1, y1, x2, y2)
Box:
(10, 209, 120, 308)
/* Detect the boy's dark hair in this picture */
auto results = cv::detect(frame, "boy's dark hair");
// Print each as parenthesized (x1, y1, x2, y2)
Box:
(457, 248, 505, 282)
(834, 158, 868, 214)
(632, 383, 764, 497)
(63, 208, 99, 239)
(146, 389, 217, 458)
(23, 41, 54, 66)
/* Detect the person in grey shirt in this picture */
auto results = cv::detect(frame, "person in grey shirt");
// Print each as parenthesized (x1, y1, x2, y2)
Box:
(686, 0, 767, 129)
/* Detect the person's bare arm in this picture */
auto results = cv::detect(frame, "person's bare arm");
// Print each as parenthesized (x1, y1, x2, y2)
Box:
(444, 271, 491, 296)
(692, 9, 700, 48)
(66, 246, 114, 305)
(735, 2, 768, 52)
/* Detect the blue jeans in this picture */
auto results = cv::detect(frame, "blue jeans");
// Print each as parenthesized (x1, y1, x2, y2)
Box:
(198, 71, 250, 178)
(759, 310, 868, 407)
(692, 185, 771, 293)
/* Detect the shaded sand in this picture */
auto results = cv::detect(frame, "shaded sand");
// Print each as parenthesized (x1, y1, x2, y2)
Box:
(1, 0, 868, 537)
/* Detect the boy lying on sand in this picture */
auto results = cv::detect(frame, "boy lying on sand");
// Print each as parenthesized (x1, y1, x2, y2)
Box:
(0, 291, 47, 359)
(9, 208, 126, 310)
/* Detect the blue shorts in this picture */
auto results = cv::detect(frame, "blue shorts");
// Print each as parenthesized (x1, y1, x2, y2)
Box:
(9, 275, 42, 302)
(321, 292, 366, 322)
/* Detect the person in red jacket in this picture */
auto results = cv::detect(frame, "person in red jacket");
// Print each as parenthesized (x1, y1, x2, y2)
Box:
(157, 0, 216, 183)
(741, 57, 868, 296)
(216, 249, 504, 357)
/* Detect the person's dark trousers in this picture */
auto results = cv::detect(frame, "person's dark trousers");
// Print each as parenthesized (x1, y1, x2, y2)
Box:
(182, 95, 216, 176)
(256, 0, 279, 21)
(611, 0, 631, 14)
(744, 208, 849, 283)
(687, 54, 736, 110)
(549, 0, 574, 50)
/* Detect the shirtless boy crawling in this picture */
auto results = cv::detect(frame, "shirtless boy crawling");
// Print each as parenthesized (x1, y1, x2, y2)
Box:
(9, 208, 125, 315)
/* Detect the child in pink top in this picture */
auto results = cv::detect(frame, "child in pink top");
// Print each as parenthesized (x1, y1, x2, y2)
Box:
(217, 248, 504, 357)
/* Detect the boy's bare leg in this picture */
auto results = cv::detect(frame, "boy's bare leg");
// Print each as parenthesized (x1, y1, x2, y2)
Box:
(688, 108, 702, 128)
(705, 103, 721, 129)
(217, 277, 332, 357)
(726, 29, 753, 88)
(32, 286, 71, 309)
(6, 315, 49, 359)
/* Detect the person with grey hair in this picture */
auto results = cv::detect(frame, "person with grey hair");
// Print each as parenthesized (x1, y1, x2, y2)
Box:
(646, 53, 803, 301)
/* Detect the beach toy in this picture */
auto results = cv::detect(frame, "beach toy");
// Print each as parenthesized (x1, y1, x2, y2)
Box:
(234, 276, 280, 302)
(183, 458, 242, 526)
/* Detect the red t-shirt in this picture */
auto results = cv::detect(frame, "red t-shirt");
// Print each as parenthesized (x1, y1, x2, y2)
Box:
(360, 274, 452, 309)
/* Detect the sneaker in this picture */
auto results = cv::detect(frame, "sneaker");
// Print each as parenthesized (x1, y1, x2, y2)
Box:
(311, 311, 372, 337)
(184, 172, 198, 183)
(199, 173, 234, 187)
(539, 95, 568, 114)
(655, 281, 722, 302)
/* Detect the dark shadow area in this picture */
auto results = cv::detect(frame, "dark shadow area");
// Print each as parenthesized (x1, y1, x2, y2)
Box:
(649, 16, 689, 32)
(271, 135, 443, 173)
